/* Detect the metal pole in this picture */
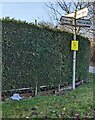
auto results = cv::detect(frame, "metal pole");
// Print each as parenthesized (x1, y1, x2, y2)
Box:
(73, 11, 76, 89)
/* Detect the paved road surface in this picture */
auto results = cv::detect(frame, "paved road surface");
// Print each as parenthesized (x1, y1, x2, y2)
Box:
(89, 66, 95, 73)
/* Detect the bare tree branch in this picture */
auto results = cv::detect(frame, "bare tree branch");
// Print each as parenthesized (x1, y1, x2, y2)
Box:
(45, 0, 94, 35)
(57, 0, 70, 14)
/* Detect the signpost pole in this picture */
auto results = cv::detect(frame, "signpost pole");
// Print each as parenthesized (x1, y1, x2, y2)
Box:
(72, 11, 77, 89)
(61, 7, 89, 90)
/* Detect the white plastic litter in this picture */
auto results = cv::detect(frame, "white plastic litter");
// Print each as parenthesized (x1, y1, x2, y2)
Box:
(10, 93, 22, 101)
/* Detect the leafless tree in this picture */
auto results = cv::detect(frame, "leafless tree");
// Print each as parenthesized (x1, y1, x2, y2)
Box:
(45, 0, 94, 35)
(45, 1, 95, 66)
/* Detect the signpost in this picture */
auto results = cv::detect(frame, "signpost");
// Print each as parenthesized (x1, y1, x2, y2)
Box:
(60, 7, 90, 90)
(60, 16, 73, 26)
(76, 19, 91, 27)
(65, 7, 88, 19)
(60, 16, 91, 27)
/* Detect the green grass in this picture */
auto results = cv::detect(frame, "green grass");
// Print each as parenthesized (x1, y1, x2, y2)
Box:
(1, 74, 94, 119)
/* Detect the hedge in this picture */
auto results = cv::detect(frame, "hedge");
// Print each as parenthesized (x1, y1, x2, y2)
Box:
(1, 18, 90, 90)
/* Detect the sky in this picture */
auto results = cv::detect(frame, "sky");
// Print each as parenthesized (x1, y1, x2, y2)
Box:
(1, 2, 52, 23)
(0, 0, 94, 24)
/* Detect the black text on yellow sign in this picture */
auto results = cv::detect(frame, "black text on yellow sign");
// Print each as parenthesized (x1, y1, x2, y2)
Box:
(71, 40, 79, 51)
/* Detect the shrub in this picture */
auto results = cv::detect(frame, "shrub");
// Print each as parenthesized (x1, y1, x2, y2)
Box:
(1, 18, 90, 90)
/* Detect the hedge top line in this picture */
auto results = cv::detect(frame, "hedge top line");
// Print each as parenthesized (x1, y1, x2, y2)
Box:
(0, 17, 88, 40)
(0, 17, 70, 33)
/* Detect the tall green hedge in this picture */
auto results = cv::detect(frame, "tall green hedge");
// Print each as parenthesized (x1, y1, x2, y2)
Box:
(1, 18, 90, 90)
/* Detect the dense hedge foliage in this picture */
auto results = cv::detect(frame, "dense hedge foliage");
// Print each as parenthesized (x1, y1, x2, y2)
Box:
(1, 18, 90, 90)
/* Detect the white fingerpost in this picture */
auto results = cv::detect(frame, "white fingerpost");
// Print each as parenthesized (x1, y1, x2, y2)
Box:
(62, 7, 89, 90)
(72, 11, 77, 90)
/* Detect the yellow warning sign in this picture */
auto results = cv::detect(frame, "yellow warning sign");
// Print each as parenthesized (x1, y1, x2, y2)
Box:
(71, 40, 78, 51)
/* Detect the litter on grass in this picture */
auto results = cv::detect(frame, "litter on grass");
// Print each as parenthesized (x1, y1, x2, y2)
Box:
(10, 93, 22, 101)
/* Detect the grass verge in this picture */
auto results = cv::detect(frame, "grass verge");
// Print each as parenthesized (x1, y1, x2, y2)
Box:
(1, 73, 94, 119)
